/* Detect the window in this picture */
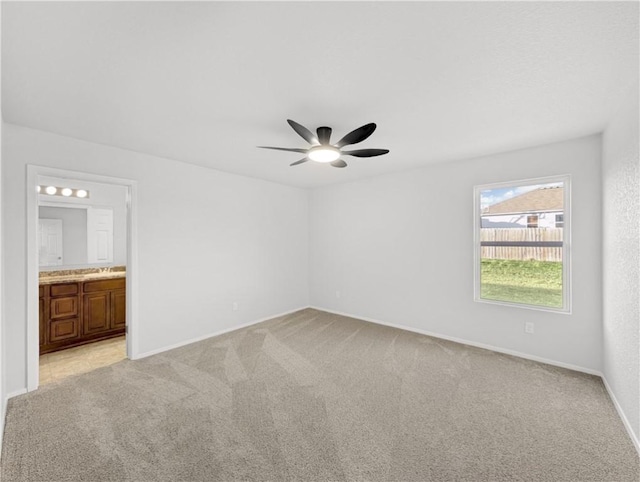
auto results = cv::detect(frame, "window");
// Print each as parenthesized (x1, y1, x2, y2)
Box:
(475, 176, 570, 312)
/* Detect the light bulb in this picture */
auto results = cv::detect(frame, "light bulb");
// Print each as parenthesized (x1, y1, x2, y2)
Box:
(61, 188, 73, 197)
(308, 147, 341, 163)
(45, 186, 57, 195)
(76, 189, 88, 198)
(37, 185, 41, 193)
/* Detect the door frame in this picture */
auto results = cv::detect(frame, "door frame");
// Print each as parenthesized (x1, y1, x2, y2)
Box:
(26, 165, 139, 391)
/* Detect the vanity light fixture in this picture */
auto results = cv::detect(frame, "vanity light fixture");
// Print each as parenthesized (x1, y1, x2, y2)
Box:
(37, 185, 90, 199)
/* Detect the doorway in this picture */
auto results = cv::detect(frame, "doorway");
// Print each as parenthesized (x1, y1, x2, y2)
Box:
(26, 166, 138, 391)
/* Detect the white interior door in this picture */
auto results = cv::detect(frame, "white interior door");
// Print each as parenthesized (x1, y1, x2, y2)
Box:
(87, 207, 114, 264)
(39, 218, 63, 266)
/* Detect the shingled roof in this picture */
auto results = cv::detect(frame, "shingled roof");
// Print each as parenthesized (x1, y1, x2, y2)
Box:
(484, 186, 563, 215)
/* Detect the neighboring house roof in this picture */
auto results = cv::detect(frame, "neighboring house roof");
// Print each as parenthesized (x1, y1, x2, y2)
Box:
(483, 187, 563, 215)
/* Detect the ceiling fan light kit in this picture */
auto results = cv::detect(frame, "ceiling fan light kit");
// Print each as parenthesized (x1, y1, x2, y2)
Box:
(308, 146, 341, 163)
(259, 119, 389, 168)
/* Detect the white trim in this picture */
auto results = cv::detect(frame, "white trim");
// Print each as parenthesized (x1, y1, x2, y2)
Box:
(26, 165, 139, 392)
(310, 308, 640, 453)
(310, 306, 601, 376)
(5, 389, 28, 400)
(126, 184, 139, 360)
(38, 201, 90, 210)
(1, 389, 29, 454)
(472, 297, 573, 315)
(473, 174, 572, 314)
(5, 305, 638, 457)
(601, 376, 640, 456)
(311, 308, 640, 452)
(0, 399, 4, 458)
(132, 306, 310, 360)
(0, 4, 4, 458)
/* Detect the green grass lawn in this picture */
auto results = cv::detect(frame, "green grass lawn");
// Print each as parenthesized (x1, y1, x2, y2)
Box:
(480, 259, 563, 308)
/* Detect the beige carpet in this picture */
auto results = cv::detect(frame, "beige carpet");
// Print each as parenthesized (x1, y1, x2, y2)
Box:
(2, 308, 638, 481)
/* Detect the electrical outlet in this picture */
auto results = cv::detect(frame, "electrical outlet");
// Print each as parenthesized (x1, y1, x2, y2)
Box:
(335, 290, 341, 299)
(232, 302, 239, 311)
(524, 322, 534, 334)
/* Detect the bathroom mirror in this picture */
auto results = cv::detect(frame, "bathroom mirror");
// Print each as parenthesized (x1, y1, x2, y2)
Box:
(38, 176, 128, 270)
(38, 205, 116, 268)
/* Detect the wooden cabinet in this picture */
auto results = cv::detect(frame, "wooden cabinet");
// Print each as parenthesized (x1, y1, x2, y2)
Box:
(39, 298, 45, 346)
(50, 318, 80, 342)
(50, 296, 79, 320)
(112, 290, 126, 329)
(39, 277, 126, 354)
(83, 292, 111, 334)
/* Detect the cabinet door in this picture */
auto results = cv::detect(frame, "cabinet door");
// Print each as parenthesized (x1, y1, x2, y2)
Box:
(83, 292, 111, 335)
(111, 290, 126, 329)
(50, 318, 80, 342)
(39, 298, 45, 346)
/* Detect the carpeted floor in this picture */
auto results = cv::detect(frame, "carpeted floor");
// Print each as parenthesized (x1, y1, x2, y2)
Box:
(2, 308, 638, 481)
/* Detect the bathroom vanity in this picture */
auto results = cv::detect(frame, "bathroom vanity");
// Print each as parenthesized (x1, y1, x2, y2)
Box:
(39, 267, 126, 354)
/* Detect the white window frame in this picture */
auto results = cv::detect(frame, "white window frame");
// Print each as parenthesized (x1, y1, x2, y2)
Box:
(473, 174, 571, 313)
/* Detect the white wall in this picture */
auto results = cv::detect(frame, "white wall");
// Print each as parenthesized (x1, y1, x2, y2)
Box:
(2, 123, 309, 395)
(38, 176, 128, 267)
(39, 206, 88, 266)
(310, 135, 602, 372)
(602, 86, 639, 447)
(0, 4, 4, 449)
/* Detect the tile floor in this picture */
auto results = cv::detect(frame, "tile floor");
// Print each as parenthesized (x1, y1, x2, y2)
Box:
(39, 336, 126, 385)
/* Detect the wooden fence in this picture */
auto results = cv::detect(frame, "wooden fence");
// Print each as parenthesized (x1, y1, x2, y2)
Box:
(480, 228, 563, 262)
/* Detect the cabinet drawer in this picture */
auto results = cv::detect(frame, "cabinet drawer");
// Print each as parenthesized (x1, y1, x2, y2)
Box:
(83, 278, 125, 293)
(50, 296, 79, 320)
(50, 283, 79, 297)
(39, 286, 45, 298)
(50, 318, 80, 342)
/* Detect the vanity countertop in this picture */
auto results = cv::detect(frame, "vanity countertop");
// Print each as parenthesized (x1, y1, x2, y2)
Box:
(39, 266, 126, 285)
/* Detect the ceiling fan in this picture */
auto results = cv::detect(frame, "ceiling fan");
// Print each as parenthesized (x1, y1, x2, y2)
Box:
(259, 119, 389, 168)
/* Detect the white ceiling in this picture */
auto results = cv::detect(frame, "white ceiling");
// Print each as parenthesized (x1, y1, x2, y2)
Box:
(2, 2, 638, 188)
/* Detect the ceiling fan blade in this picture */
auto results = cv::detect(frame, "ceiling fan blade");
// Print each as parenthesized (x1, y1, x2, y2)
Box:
(316, 126, 332, 145)
(341, 148, 389, 158)
(290, 158, 308, 167)
(335, 123, 377, 148)
(257, 146, 309, 154)
(331, 160, 347, 168)
(287, 119, 319, 145)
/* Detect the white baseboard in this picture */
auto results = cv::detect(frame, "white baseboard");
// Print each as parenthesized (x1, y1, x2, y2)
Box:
(0, 309, 310, 457)
(4, 306, 637, 458)
(132, 306, 310, 360)
(601, 376, 640, 456)
(6, 389, 28, 400)
(0, 398, 5, 457)
(1, 388, 28, 457)
(309, 306, 601, 376)
(311, 306, 640, 456)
